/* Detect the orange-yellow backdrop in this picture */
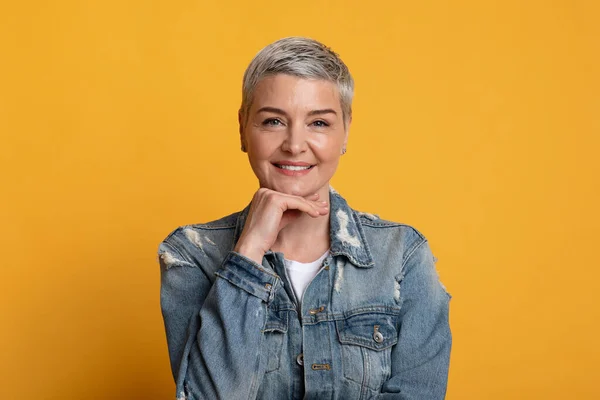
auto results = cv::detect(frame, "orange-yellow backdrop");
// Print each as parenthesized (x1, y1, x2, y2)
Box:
(1, 1, 599, 399)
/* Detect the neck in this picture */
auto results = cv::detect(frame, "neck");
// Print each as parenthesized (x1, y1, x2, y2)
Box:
(271, 186, 332, 262)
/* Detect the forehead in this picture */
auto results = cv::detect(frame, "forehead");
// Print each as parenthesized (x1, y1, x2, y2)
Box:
(251, 74, 341, 111)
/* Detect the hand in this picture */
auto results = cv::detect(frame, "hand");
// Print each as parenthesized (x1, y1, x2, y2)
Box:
(233, 188, 329, 265)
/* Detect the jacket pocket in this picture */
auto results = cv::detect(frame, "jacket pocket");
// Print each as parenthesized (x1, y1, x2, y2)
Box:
(335, 311, 398, 391)
(262, 309, 288, 373)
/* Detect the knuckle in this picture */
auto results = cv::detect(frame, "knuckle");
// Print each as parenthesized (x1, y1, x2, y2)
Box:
(265, 192, 279, 205)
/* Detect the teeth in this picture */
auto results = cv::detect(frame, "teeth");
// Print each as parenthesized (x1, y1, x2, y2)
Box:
(277, 164, 312, 171)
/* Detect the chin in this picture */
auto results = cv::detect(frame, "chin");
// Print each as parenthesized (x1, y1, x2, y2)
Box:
(269, 181, 320, 197)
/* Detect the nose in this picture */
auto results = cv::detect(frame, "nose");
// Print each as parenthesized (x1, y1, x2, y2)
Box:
(280, 122, 308, 155)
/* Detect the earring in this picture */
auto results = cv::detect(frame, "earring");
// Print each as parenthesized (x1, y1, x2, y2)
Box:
(341, 147, 347, 155)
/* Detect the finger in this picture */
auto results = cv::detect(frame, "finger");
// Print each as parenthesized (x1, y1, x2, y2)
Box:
(311, 199, 329, 210)
(302, 197, 329, 212)
(316, 201, 330, 215)
(281, 196, 324, 217)
(272, 190, 321, 205)
(302, 198, 329, 217)
(264, 190, 327, 217)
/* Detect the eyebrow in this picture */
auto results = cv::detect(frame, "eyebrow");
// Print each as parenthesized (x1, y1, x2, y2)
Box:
(257, 107, 338, 117)
(308, 109, 337, 117)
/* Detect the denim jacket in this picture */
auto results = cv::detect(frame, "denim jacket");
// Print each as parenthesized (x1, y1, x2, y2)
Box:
(158, 188, 452, 400)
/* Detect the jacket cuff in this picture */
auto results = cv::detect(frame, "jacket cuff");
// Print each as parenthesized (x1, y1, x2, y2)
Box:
(215, 251, 280, 303)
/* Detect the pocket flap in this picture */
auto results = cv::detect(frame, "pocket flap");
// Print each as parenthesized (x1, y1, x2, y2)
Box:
(263, 309, 288, 333)
(336, 312, 398, 351)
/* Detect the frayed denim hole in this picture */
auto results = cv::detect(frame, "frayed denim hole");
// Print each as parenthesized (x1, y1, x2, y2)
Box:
(263, 329, 285, 373)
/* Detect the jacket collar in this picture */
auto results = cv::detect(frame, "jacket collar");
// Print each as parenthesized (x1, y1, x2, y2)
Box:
(233, 186, 374, 268)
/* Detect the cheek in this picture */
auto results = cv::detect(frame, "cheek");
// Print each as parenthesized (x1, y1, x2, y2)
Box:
(310, 137, 343, 162)
(248, 133, 279, 159)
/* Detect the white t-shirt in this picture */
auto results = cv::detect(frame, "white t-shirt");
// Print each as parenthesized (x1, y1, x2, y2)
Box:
(284, 250, 330, 303)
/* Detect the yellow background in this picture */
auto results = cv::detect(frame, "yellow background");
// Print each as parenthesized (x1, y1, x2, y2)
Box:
(1, 0, 598, 399)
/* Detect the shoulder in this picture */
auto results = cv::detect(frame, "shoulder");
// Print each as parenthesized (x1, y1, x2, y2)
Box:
(158, 210, 242, 270)
(352, 208, 429, 262)
(354, 208, 426, 240)
(162, 210, 240, 243)
(163, 210, 240, 238)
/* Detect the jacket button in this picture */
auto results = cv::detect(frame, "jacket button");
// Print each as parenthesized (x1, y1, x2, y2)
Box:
(308, 306, 325, 315)
(296, 353, 304, 366)
(373, 331, 384, 343)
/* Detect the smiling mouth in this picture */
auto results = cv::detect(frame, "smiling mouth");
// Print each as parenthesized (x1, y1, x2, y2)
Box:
(273, 164, 315, 171)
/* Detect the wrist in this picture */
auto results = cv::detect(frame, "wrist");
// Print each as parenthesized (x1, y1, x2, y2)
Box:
(234, 242, 265, 265)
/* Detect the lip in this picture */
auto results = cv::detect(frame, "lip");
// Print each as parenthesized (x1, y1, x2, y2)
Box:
(271, 161, 315, 177)
(272, 161, 313, 166)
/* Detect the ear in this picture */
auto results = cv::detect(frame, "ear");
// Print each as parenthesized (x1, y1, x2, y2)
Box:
(238, 110, 247, 152)
(343, 115, 352, 147)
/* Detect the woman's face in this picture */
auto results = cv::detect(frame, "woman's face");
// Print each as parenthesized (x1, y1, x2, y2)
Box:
(241, 74, 348, 197)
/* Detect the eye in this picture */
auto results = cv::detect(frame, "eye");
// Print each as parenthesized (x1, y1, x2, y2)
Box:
(312, 120, 330, 128)
(263, 118, 284, 126)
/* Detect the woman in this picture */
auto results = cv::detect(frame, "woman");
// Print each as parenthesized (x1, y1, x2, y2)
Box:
(158, 37, 451, 400)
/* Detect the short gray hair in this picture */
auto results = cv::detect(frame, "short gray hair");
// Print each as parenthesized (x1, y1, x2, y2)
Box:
(240, 37, 354, 127)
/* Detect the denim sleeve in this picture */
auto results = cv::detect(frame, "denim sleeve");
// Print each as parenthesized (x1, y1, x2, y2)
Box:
(372, 239, 452, 399)
(158, 231, 281, 400)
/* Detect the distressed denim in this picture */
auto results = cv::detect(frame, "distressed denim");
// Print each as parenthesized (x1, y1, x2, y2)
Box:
(158, 188, 452, 400)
